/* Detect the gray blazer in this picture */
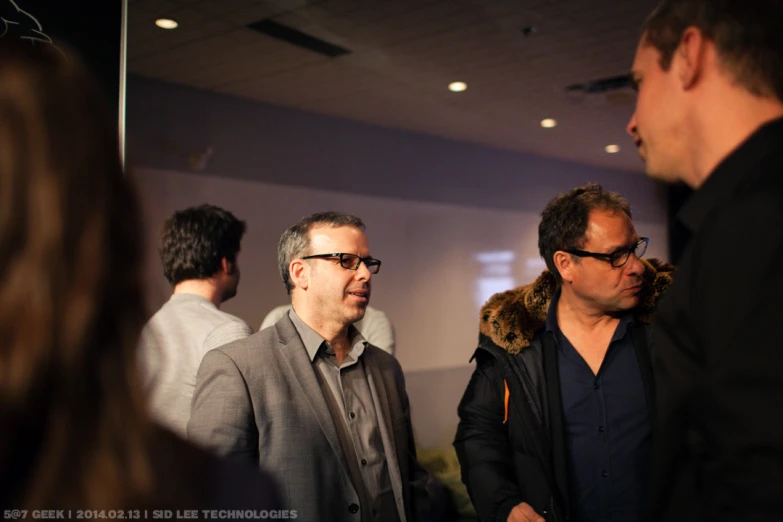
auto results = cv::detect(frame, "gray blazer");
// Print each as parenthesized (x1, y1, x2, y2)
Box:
(188, 315, 430, 522)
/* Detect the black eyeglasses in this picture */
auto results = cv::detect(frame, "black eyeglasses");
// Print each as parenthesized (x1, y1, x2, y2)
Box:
(301, 253, 382, 274)
(563, 237, 649, 268)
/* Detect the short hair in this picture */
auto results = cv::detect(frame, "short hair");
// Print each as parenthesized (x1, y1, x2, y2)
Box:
(278, 212, 365, 294)
(642, 0, 783, 100)
(538, 184, 632, 283)
(159, 204, 246, 286)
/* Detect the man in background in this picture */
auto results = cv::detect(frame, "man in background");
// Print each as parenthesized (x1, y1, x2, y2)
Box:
(627, 1, 783, 519)
(139, 204, 252, 438)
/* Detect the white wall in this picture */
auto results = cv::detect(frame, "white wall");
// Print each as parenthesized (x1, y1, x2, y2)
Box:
(133, 167, 668, 375)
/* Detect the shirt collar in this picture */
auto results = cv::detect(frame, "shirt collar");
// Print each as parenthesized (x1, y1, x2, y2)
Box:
(678, 116, 783, 235)
(288, 308, 368, 363)
(545, 286, 563, 336)
(611, 313, 636, 343)
(169, 293, 216, 307)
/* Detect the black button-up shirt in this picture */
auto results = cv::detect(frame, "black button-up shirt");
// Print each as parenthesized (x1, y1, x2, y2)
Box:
(650, 117, 783, 521)
(546, 290, 651, 522)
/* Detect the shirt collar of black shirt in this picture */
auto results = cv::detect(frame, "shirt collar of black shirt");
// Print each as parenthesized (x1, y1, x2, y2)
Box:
(678, 116, 783, 236)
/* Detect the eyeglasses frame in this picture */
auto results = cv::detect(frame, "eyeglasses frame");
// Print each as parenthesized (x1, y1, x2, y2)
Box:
(562, 237, 650, 268)
(300, 252, 382, 274)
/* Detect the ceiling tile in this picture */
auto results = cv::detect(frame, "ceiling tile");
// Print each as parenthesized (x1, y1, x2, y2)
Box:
(127, 0, 660, 172)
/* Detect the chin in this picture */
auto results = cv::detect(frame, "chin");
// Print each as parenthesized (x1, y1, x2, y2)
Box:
(643, 162, 667, 182)
(623, 295, 641, 309)
(644, 159, 684, 185)
(609, 295, 638, 312)
(348, 308, 367, 323)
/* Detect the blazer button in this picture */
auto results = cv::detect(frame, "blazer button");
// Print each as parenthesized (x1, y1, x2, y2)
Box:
(348, 503, 359, 514)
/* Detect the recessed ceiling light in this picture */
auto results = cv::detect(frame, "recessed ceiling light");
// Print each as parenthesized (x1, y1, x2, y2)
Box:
(448, 82, 467, 92)
(155, 18, 178, 29)
(540, 118, 557, 128)
(605, 144, 621, 154)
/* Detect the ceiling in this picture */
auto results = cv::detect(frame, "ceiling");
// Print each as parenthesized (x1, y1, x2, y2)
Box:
(127, 0, 657, 173)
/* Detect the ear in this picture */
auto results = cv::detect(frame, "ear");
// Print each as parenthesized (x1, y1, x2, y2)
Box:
(290, 259, 309, 291)
(220, 257, 235, 276)
(675, 26, 708, 90)
(553, 251, 576, 283)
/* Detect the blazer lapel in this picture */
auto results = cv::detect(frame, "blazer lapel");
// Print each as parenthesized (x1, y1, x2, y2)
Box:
(364, 349, 407, 522)
(275, 317, 353, 481)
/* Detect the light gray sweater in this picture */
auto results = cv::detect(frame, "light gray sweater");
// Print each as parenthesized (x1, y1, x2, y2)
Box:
(138, 293, 253, 437)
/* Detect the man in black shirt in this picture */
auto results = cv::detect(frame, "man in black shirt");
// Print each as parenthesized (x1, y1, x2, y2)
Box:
(455, 184, 674, 522)
(626, 1, 783, 520)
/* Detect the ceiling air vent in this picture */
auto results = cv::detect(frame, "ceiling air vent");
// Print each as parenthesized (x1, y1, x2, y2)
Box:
(566, 74, 633, 94)
(247, 19, 351, 57)
(565, 74, 635, 105)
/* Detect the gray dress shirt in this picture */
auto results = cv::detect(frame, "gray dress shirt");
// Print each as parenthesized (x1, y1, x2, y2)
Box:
(261, 304, 396, 355)
(289, 309, 398, 522)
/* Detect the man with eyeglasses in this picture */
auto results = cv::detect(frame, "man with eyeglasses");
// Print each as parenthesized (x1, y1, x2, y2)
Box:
(188, 211, 430, 522)
(455, 184, 674, 522)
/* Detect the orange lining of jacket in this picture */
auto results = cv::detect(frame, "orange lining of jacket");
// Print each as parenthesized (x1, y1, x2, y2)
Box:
(503, 379, 510, 423)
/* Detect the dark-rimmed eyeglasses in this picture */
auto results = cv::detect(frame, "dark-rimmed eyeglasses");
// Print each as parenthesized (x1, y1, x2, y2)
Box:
(301, 253, 382, 274)
(563, 237, 649, 268)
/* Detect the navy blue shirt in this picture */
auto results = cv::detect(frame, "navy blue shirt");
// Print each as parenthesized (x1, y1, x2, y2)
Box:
(546, 290, 651, 522)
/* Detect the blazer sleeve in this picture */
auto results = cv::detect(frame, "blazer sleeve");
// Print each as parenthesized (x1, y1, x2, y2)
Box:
(454, 352, 524, 522)
(188, 348, 258, 463)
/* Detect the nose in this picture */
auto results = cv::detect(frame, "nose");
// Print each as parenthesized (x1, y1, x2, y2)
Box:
(625, 251, 645, 277)
(626, 112, 638, 138)
(355, 261, 372, 281)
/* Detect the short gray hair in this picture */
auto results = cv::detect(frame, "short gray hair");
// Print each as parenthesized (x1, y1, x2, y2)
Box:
(277, 211, 366, 294)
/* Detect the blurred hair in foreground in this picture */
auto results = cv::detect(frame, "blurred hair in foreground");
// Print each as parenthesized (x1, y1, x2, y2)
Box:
(0, 38, 153, 509)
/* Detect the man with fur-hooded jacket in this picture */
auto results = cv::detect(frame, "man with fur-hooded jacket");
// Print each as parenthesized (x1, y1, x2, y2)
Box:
(454, 184, 673, 522)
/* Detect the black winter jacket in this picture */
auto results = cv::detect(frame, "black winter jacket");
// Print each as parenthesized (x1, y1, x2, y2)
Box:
(453, 259, 674, 522)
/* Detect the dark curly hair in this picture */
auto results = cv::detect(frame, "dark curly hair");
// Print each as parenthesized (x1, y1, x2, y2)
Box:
(538, 184, 632, 283)
(642, 0, 783, 100)
(159, 205, 246, 286)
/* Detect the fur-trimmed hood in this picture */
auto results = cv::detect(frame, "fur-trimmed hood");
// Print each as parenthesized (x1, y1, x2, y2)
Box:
(479, 258, 675, 354)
